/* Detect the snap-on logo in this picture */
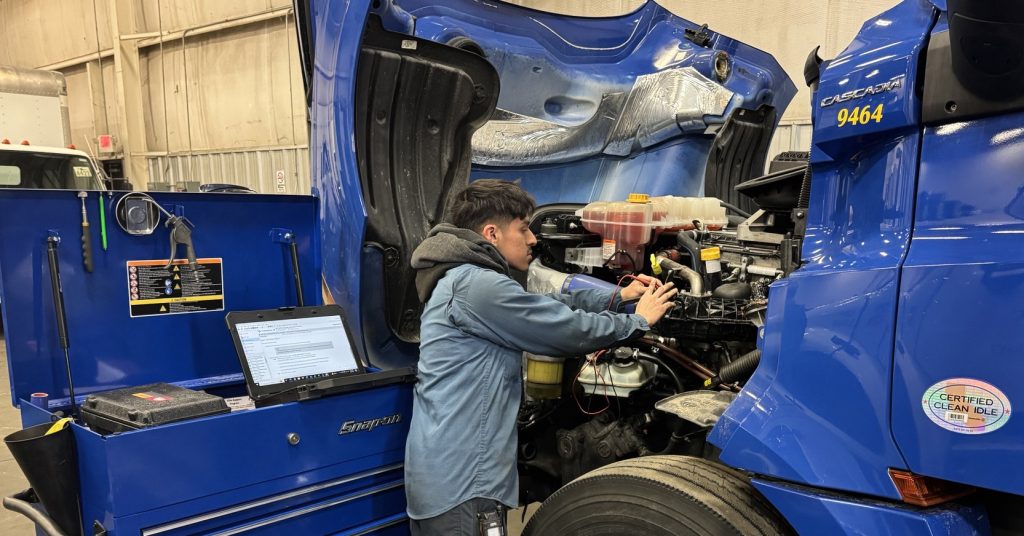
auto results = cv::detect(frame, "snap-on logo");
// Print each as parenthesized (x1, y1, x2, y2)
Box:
(338, 414, 402, 435)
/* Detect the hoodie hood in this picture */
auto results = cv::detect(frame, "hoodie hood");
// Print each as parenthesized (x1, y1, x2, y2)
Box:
(411, 223, 510, 302)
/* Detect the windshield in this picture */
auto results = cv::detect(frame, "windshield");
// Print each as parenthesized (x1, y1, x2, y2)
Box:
(0, 151, 101, 190)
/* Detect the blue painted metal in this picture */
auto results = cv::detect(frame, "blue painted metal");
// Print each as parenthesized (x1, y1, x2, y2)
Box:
(72, 385, 411, 534)
(752, 479, 990, 535)
(1, 189, 413, 534)
(473, 139, 712, 207)
(892, 108, 1024, 495)
(314, 0, 795, 366)
(563, 274, 617, 294)
(310, 0, 373, 359)
(709, 0, 938, 500)
(397, 0, 794, 205)
(0, 190, 322, 408)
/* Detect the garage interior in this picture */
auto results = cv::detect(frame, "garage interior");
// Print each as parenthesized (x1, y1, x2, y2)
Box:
(6, 1, 1016, 535)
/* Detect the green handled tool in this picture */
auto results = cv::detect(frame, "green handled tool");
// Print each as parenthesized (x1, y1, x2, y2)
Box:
(98, 194, 108, 250)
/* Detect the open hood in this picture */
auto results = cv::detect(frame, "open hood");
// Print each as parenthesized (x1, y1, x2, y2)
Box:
(298, 0, 795, 363)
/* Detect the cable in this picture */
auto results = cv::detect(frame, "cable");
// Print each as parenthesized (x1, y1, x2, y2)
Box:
(573, 350, 611, 416)
(719, 200, 751, 219)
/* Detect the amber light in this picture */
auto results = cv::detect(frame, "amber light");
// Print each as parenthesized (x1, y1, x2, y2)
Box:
(889, 469, 975, 507)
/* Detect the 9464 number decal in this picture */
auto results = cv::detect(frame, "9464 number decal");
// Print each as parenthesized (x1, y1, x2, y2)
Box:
(836, 104, 884, 127)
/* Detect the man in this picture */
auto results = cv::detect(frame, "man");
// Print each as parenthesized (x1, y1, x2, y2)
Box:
(406, 180, 677, 535)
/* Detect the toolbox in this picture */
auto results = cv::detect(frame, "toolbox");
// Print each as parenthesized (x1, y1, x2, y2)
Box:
(0, 190, 414, 535)
(81, 382, 229, 434)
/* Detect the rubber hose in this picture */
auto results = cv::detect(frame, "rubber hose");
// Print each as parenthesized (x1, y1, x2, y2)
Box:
(655, 255, 703, 296)
(3, 493, 66, 536)
(637, 352, 684, 394)
(715, 349, 762, 386)
(719, 200, 751, 219)
(796, 164, 812, 210)
(674, 231, 701, 271)
(634, 340, 714, 380)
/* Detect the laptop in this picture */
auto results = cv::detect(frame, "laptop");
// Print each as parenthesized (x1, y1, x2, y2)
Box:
(226, 305, 366, 404)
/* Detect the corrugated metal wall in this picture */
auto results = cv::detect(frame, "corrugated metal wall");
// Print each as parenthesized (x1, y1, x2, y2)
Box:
(146, 145, 310, 194)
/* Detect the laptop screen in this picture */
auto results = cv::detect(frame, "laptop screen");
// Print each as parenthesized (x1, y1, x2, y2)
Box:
(236, 315, 359, 386)
(227, 305, 366, 401)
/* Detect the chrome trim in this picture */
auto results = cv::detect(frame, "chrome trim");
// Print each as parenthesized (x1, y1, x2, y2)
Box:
(142, 463, 403, 535)
(210, 481, 404, 536)
(348, 516, 409, 536)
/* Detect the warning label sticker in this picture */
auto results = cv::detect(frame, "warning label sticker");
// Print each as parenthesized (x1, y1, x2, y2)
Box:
(922, 378, 1012, 435)
(127, 258, 224, 317)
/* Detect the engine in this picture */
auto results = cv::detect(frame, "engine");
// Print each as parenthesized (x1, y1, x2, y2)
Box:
(517, 159, 806, 504)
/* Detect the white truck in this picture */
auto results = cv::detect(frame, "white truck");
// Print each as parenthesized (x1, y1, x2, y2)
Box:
(0, 65, 109, 190)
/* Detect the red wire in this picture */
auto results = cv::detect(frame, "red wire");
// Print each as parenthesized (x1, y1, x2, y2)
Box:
(573, 350, 611, 416)
(575, 276, 663, 416)
(605, 274, 661, 312)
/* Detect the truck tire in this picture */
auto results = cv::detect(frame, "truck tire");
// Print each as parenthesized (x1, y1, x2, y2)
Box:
(522, 455, 791, 536)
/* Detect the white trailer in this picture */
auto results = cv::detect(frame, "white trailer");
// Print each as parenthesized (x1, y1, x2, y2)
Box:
(0, 65, 71, 147)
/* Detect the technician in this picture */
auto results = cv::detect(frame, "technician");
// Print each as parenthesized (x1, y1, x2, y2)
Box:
(405, 180, 677, 535)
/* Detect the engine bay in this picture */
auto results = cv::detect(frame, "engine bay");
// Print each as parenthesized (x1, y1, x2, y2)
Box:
(517, 155, 808, 503)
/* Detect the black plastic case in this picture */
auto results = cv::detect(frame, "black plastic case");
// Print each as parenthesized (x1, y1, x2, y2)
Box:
(81, 383, 229, 435)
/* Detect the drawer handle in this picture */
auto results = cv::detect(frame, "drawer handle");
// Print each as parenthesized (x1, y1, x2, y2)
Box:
(287, 433, 301, 446)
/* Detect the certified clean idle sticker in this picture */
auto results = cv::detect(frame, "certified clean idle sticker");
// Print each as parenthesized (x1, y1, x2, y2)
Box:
(922, 378, 1011, 434)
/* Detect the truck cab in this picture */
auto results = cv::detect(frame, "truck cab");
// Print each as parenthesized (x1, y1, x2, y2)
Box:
(0, 142, 106, 191)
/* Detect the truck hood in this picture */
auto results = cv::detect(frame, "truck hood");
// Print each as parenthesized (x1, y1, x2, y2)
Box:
(298, 0, 795, 363)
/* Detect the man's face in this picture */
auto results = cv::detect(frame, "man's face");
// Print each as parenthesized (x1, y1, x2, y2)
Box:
(484, 217, 537, 271)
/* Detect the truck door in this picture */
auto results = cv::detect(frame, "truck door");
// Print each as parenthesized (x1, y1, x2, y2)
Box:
(893, 8, 1024, 496)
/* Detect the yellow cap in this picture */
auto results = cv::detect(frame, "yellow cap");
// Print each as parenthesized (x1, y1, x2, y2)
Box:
(650, 254, 663, 275)
(627, 193, 649, 203)
(700, 247, 721, 261)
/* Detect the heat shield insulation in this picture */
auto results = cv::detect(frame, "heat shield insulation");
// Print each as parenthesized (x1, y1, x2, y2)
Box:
(472, 67, 734, 166)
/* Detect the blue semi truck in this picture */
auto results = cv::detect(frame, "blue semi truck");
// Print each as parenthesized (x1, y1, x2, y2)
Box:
(1, 0, 1021, 534)
(303, 0, 1023, 533)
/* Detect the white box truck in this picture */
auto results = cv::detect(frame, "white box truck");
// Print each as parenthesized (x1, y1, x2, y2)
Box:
(0, 65, 111, 190)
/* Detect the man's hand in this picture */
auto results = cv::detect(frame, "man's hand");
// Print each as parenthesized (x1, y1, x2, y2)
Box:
(620, 274, 659, 302)
(635, 282, 678, 326)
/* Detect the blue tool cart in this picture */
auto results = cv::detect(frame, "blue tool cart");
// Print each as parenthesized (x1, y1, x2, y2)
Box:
(0, 189, 413, 535)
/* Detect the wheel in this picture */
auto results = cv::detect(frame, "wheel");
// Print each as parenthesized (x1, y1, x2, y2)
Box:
(523, 455, 792, 536)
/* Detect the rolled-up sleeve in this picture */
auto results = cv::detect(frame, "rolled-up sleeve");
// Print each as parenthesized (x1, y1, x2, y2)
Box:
(451, 271, 647, 356)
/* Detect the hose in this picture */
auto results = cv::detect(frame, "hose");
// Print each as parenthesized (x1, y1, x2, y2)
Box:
(705, 349, 762, 388)
(655, 254, 704, 296)
(719, 200, 751, 219)
(796, 164, 812, 210)
(3, 491, 66, 536)
(637, 352, 684, 394)
(634, 340, 714, 381)
(674, 231, 701, 271)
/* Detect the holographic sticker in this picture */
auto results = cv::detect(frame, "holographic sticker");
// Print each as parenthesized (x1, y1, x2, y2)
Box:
(922, 378, 1011, 434)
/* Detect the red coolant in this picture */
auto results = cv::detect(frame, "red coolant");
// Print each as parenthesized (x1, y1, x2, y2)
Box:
(580, 194, 653, 271)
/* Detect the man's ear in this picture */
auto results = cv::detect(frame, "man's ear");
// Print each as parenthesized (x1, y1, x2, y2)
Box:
(480, 222, 501, 244)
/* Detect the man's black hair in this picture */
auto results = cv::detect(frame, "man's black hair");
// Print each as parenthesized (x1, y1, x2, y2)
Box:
(448, 179, 536, 232)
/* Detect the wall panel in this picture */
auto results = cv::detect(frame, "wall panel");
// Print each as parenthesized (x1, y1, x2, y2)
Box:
(146, 145, 310, 194)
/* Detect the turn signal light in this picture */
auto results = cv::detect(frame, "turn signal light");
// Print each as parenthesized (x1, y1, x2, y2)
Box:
(20, 139, 29, 145)
(0, 138, 9, 144)
(889, 469, 975, 507)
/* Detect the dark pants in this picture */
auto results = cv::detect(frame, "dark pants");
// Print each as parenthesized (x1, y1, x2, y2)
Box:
(409, 498, 505, 536)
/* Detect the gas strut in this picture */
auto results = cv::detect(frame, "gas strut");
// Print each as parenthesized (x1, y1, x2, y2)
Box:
(46, 236, 77, 418)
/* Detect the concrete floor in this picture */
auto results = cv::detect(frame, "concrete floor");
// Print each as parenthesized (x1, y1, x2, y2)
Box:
(0, 337, 34, 535)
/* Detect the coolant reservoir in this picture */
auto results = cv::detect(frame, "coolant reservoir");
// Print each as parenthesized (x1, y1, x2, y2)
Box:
(579, 193, 653, 270)
(649, 195, 728, 230)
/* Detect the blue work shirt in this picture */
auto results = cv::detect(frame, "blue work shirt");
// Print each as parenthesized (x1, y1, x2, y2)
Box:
(404, 264, 649, 519)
